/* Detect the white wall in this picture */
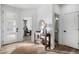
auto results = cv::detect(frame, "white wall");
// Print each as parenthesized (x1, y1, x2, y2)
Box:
(37, 5, 52, 25)
(1, 5, 24, 44)
(61, 4, 79, 15)
(37, 4, 54, 49)
(54, 5, 61, 15)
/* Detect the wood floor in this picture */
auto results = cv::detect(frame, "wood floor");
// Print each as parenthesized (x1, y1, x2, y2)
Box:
(0, 36, 79, 54)
(50, 44, 79, 54)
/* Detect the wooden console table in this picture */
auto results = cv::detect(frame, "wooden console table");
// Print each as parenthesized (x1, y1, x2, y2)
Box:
(34, 31, 51, 50)
(41, 33, 51, 50)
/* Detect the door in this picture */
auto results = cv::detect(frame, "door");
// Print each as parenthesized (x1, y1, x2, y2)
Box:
(62, 13, 78, 49)
(3, 10, 18, 45)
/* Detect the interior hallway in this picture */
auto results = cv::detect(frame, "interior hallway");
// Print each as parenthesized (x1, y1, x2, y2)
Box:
(0, 4, 79, 54)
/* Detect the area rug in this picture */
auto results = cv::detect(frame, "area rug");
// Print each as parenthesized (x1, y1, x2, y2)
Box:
(11, 44, 79, 54)
(11, 45, 45, 54)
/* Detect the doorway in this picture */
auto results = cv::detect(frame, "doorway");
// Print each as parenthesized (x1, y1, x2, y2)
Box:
(78, 12, 79, 48)
(54, 13, 59, 47)
(23, 17, 32, 42)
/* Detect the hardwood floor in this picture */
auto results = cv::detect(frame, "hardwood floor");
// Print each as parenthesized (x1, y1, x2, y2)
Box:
(50, 44, 79, 54)
(0, 35, 79, 54)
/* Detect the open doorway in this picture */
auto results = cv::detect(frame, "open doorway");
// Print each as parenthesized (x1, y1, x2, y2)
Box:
(23, 17, 32, 42)
(54, 13, 60, 47)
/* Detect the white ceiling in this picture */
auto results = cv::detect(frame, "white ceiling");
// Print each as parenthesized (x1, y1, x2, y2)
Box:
(7, 4, 65, 9)
(7, 4, 42, 9)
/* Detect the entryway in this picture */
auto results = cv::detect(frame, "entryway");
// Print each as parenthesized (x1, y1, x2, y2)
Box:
(22, 17, 32, 42)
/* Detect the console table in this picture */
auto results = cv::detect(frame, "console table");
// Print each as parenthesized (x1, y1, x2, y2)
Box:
(34, 31, 51, 50)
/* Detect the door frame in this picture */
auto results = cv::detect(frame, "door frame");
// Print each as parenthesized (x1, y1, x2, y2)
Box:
(22, 16, 32, 41)
(53, 13, 60, 48)
(75, 12, 79, 49)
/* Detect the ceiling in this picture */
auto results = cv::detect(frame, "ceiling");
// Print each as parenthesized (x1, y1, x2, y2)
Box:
(7, 4, 65, 9)
(7, 4, 42, 9)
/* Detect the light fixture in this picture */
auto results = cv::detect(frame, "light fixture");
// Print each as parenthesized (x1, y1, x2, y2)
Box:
(56, 17, 59, 20)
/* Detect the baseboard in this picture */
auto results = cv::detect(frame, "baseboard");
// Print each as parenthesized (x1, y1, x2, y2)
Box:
(2, 39, 24, 46)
